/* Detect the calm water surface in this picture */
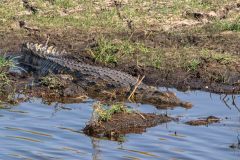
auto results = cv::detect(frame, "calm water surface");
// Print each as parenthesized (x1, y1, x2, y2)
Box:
(0, 89, 239, 160)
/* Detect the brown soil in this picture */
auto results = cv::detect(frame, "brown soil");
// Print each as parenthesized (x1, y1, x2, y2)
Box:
(1, 23, 240, 94)
(118, 30, 240, 93)
(185, 116, 220, 126)
(24, 85, 88, 104)
(7, 73, 88, 104)
(83, 112, 172, 141)
(184, 3, 240, 22)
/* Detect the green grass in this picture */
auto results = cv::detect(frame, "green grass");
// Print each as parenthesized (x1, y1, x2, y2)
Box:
(40, 74, 65, 89)
(0, 0, 239, 85)
(88, 37, 119, 64)
(200, 49, 236, 64)
(53, 0, 76, 8)
(186, 59, 201, 71)
(0, 56, 13, 70)
(93, 102, 131, 122)
(1, 0, 237, 32)
(0, 56, 15, 104)
(88, 37, 150, 64)
(212, 15, 240, 32)
(0, 56, 13, 85)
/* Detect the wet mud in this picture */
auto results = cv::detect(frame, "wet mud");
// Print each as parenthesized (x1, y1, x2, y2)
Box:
(1, 27, 239, 94)
(185, 116, 220, 126)
(83, 112, 172, 141)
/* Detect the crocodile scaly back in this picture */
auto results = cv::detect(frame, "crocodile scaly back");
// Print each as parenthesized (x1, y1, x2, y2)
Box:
(21, 42, 147, 89)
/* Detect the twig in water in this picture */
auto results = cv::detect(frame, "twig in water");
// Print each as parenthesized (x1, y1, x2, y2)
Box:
(128, 75, 145, 101)
(135, 110, 146, 120)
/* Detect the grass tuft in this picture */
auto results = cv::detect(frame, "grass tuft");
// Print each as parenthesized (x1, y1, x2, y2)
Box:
(88, 37, 151, 64)
(212, 17, 240, 32)
(0, 56, 15, 104)
(186, 59, 201, 72)
(89, 37, 119, 64)
(40, 74, 64, 89)
(92, 102, 131, 122)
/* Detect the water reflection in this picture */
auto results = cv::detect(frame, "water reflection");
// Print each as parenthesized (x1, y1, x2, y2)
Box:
(6, 127, 52, 137)
(91, 137, 101, 160)
(0, 90, 239, 159)
(220, 94, 240, 112)
(119, 148, 161, 158)
(6, 136, 42, 143)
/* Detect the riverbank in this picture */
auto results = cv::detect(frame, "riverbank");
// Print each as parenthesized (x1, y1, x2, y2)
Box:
(0, 0, 239, 94)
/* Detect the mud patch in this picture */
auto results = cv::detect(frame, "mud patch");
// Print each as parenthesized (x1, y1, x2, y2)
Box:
(83, 112, 172, 141)
(140, 30, 240, 55)
(186, 116, 220, 126)
(9, 73, 88, 104)
(25, 85, 88, 104)
(183, 2, 240, 22)
(1, 20, 240, 94)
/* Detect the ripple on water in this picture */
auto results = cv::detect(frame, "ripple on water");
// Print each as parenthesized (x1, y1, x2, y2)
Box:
(0, 90, 239, 160)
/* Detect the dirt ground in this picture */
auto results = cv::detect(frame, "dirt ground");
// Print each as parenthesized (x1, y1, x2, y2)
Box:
(2, 27, 240, 94)
(0, 0, 240, 94)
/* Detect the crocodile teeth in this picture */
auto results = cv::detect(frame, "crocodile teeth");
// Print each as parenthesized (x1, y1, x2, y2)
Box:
(51, 48, 57, 56)
(46, 46, 54, 54)
(37, 44, 43, 51)
(60, 50, 67, 55)
(28, 43, 34, 50)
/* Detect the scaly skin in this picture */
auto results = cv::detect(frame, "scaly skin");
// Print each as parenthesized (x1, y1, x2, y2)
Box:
(20, 42, 192, 108)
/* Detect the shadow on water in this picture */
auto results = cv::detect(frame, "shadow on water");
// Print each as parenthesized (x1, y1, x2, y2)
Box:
(0, 89, 239, 160)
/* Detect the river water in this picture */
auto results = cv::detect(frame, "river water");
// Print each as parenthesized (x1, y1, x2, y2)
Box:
(0, 89, 239, 160)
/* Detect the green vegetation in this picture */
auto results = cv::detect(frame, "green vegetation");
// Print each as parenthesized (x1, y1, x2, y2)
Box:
(0, 0, 239, 88)
(93, 102, 131, 122)
(88, 37, 150, 64)
(186, 59, 201, 71)
(53, 0, 76, 9)
(0, 56, 13, 86)
(40, 74, 64, 89)
(213, 17, 240, 32)
(200, 49, 236, 64)
(0, 0, 237, 31)
(88, 37, 119, 64)
(0, 56, 15, 105)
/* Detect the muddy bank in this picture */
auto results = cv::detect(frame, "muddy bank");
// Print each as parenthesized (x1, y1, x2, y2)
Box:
(5, 73, 88, 104)
(83, 112, 172, 141)
(1, 26, 240, 94)
(186, 116, 220, 126)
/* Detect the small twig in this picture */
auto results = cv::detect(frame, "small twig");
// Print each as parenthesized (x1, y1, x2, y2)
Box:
(135, 110, 146, 120)
(136, 54, 139, 68)
(114, 1, 134, 33)
(114, 1, 123, 20)
(127, 30, 135, 41)
(128, 75, 145, 101)
(45, 36, 50, 46)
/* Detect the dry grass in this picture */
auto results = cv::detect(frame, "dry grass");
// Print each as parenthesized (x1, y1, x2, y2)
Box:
(1, 0, 239, 32)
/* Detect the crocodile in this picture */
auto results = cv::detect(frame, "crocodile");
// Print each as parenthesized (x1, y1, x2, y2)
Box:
(19, 42, 192, 108)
